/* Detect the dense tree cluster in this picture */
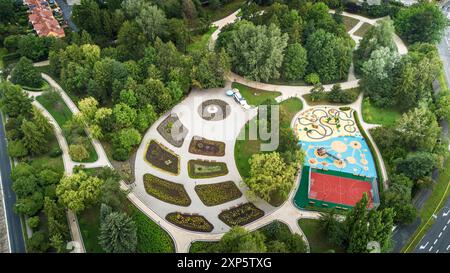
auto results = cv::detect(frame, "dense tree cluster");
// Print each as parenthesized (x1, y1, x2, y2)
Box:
(394, 2, 446, 45)
(218, 2, 354, 83)
(320, 195, 395, 253)
(198, 223, 307, 253)
(44, 0, 231, 160)
(358, 21, 441, 111)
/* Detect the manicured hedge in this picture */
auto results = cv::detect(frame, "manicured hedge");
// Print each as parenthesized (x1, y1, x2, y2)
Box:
(195, 181, 242, 206)
(219, 203, 264, 227)
(188, 136, 226, 157)
(353, 111, 384, 191)
(143, 174, 191, 206)
(166, 212, 214, 232)
(145, 140, 180, 175)
(188, 159, 229, 179)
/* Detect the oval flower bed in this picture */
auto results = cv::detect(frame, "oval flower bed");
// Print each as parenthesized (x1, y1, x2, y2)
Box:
(143, 174, 191, 206)
(188, 159, 229, 179)
(189, 136, 226, 157)
(145, 140, 180, 175)
(166, 212, 214, 232)
(195, 181, 242, 206)
(218, 203, 265, 227)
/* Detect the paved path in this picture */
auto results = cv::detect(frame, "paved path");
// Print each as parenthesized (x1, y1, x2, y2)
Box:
(27, 9, 406, 253)
(41, 72, 321, 253)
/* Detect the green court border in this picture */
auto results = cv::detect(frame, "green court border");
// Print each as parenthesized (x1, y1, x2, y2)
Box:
(293, 166, 374, 211)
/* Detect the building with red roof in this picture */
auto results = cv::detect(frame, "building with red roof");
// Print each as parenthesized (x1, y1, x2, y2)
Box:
(24, 0, 65, 38)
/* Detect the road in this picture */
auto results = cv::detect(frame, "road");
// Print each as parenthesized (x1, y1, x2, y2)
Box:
(410, 2, 450, 253)
(0, 111, 26, 253)
(55, 0, 78, 32)
(414, 198, 450, 253)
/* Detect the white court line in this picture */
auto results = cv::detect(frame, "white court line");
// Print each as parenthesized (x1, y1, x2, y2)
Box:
(429, 246, 434, 252)
(439, 232, 443, 238)
(447, 245, 450, 251)
(434, 239, 438, 245)
(444, 225, 447, 231)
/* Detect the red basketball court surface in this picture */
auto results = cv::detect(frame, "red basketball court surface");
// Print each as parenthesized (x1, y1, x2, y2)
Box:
(308, 171, 373, 207)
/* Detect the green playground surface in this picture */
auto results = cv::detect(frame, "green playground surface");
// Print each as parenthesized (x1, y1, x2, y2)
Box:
(293, 166, 374, 211)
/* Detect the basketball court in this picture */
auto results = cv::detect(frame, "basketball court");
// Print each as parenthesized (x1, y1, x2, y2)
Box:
(308, 169, 373, 207)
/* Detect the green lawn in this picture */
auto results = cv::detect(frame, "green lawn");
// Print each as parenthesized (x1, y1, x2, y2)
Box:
(279, 97, 303, 128)
(234, 118, 261, 179)
(36, 93, 98, 163)
(202, 0, 246, 22)
(353, 22, 373, 37)
(29, 135, 65, 174)
(187, 26, 218, 53)
(78, 201, 175, 253)
(362, 98, 401, 127)
(78, 205, 104, 253)
(234, 97, 303, 178)
(298, 218, 344, 253)
(0, 47, 7, 70)
(342, 16, 360, 32)
(403, 157, 450, 252)
(232, 82, 281, 106)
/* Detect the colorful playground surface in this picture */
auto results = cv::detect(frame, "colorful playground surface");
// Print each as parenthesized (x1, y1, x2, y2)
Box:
(300, 136, 377, 178)
(292, 106, 379, 210)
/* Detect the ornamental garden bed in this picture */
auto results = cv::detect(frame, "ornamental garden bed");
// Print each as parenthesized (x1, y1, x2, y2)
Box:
(166, 212, 214, 232)
(195, 181, 242, 206)
(188, 136, 226, 157)
(188, 159, 229, 179)
(145, 140, 180, 175)
(143, 174, 191, 206)
(218, 203, 265, 227)
(156, 114, 188, 148)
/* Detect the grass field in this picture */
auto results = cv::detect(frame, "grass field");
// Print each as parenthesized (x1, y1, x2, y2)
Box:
(279, 97, 303, 128)
(234, 97, 303, 178)
(353, 22, 373, 37)
(0, 48, 7, 70)
(298, 218, 344, 253)
(187, 26, 218, 53)
(232, 82, 281, 106)
(36, 93, 98, 163)
(78, 201, 175, 253)
(202, 0, 246, 22)
(362, 98, 401, 127)
(342, 16, 360, 31)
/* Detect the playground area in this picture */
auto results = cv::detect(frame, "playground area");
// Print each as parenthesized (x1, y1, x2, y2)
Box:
(293, 107, 379, 210)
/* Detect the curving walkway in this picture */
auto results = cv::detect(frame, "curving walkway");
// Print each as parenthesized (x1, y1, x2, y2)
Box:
(23, 9, 403, 253)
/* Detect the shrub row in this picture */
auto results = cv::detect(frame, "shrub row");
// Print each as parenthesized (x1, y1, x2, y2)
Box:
(195, 181, 242, 206)
(218, 203, 265, 227)
(143, 174, 191, 206)
(353, 111, 384, 191)
(166, 212, 214, 232)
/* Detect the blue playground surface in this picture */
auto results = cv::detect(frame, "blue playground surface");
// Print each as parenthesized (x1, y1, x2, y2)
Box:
(299, 135, 377, 178)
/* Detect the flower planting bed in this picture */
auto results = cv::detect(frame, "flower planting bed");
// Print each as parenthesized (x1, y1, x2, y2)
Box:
(218, 203, 265, 227)
(156, 113, 188, 148)
(143, 174, 191, 206)
(188, 159, 229, 179)
(145, 140, 180, 175)
(166, 212, 214, 232)
(188, 136, 226, 157)
(195, 181, 242, 206)
(198, 99, 231, 121)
